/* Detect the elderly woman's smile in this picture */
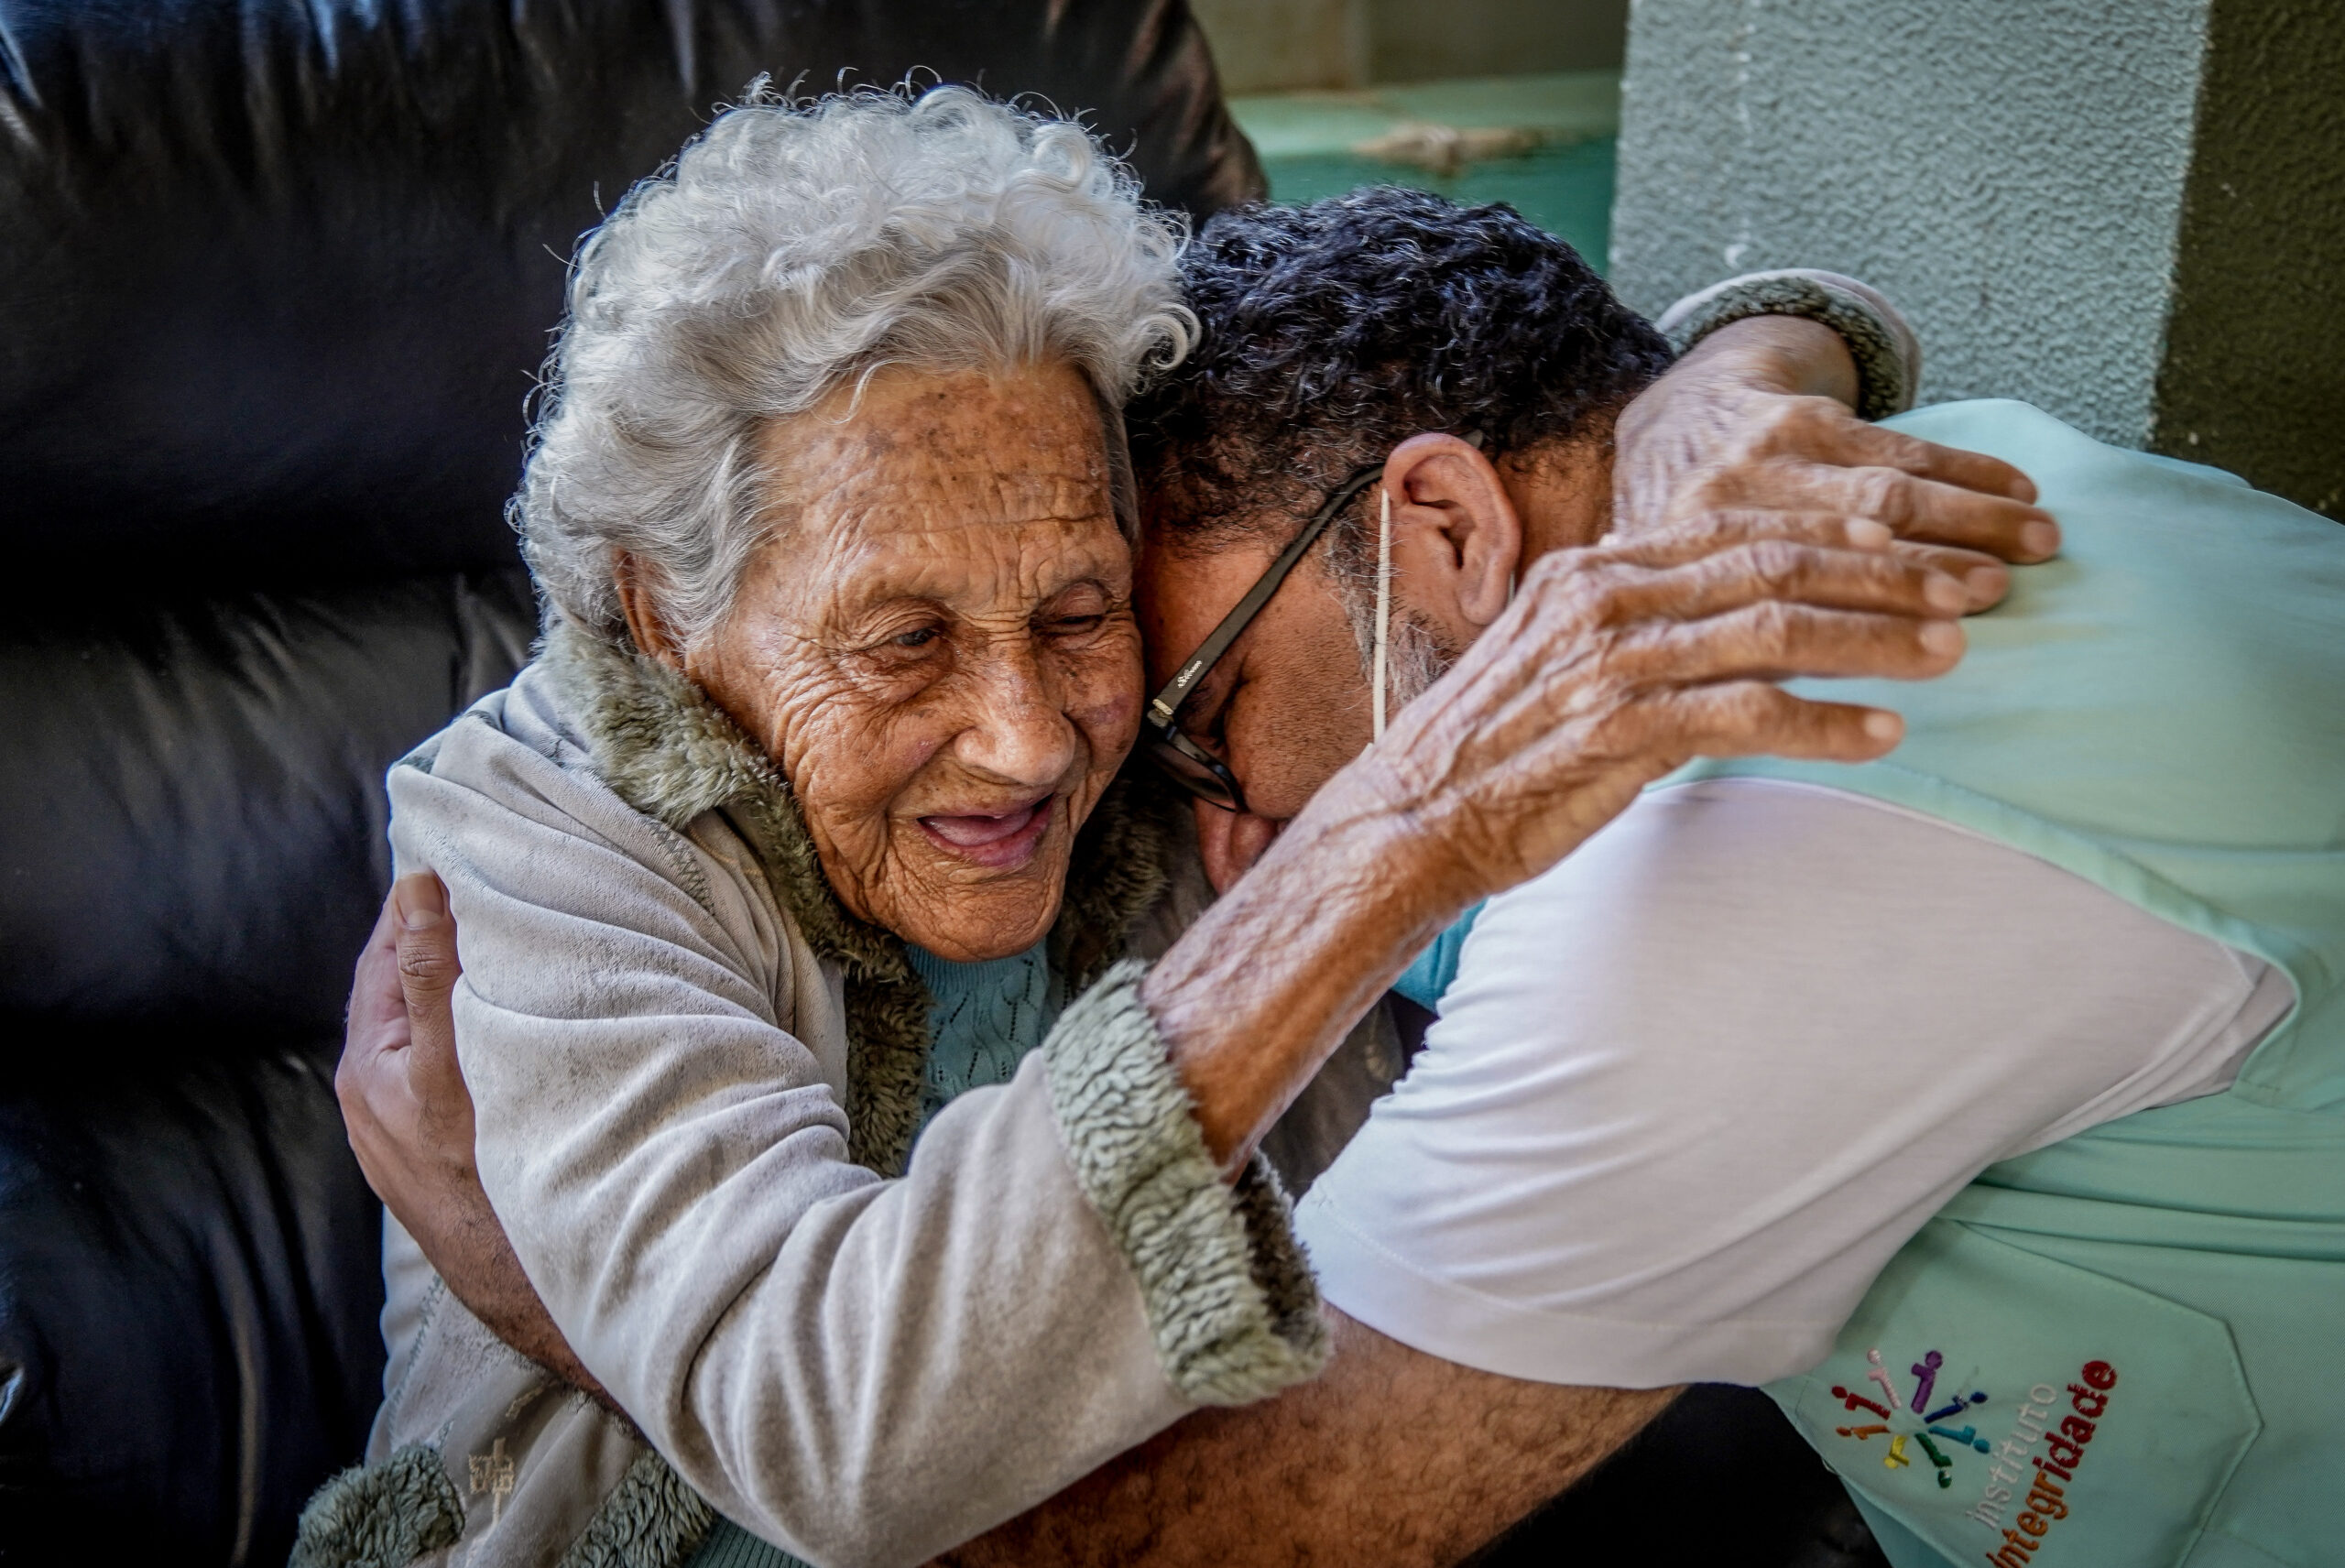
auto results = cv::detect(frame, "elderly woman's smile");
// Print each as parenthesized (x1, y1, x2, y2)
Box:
(626, 359, 1143, 964)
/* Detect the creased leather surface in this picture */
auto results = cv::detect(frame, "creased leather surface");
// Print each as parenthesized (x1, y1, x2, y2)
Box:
(0, 1045, 387, 1565)
(0, 2, 1260, 1561)
(0, 0, 1263, 595)
(0, 570, 538, 1040)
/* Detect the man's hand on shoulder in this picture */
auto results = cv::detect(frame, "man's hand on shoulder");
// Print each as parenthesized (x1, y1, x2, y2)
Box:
(1614, 314, 2060, 601)
(338, 873, 616, 1410)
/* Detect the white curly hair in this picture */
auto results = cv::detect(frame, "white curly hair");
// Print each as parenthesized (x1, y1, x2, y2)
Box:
(518, 84, 1197, 649)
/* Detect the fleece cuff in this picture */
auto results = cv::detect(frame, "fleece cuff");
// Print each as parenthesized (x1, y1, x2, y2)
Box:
(1654, 268, 1922, 421)
(555, 1449, 717, 1568)
(1042, 959, 1330, 1406)
(290, 1443, 465, 1568)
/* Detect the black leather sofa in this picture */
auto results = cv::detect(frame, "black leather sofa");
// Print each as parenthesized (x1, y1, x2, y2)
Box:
(0, 4, 1256, 1561)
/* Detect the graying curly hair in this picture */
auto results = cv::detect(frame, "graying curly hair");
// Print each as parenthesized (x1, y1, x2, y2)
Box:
(518, 85, 1196, 649)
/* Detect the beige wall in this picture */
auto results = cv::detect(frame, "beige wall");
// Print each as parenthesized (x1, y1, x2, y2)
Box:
(1192, 0, 1626, 93)
(1187, 0, 1369, 93)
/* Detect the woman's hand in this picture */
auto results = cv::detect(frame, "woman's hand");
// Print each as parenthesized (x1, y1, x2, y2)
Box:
(337, 874, 613, 1407)
(1151, 527, 1970, 1170)
(1614, 316, 2060, 595)
(1359, 528, 1960, 907)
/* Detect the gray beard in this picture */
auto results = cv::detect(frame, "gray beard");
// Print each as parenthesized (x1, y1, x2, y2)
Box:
(1374, 608, 1456, 712)
(1335, 564, 1459, 714)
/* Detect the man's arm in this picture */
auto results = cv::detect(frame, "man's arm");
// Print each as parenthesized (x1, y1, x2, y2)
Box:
(935, 1312, 1675, 1568)
(342, 876, 1668, 1568)
(337, 873, 618, 1409)
(944, 787, 2277, 1567)
(345, 885, 1669, 1568)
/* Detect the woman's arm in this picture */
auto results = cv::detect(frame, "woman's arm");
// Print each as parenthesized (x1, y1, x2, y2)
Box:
(1615, 312, 2053, 570)
(1152, 517, 1964, 1167)
(1162, 297, 2056, 1167)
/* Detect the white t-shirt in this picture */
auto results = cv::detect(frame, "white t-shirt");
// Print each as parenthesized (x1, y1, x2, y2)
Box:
(1292, 777, 2293, 1389)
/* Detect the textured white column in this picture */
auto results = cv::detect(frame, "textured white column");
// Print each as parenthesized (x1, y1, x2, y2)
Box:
(1611, 0, 2209, 449)
(1610, 0, 2345, 517)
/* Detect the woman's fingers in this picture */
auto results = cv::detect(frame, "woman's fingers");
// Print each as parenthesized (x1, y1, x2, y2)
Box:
(1638, 600, 1964, 684)
(1890, 542, 2011, 610)
(1598, 538, 1970, 625)
(1417, 557, 1960, 784)
(1633, 681, 1905, 764)
(1623, 507, 1904, 558)
(1477, 543, 1965, 748)
(1620, 376, 2053, 563)
(1360, 507, 1986, 907)
(1730, 389, 2039, 507)
(1827, 419, 2039, 506)
(1737, 462, 2058, 561)
(1611, 516, 2014, 613)
(1673, 417, 2056, 561)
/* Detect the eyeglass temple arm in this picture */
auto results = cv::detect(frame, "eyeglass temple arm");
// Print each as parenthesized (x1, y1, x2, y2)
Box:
(1146, 463, 1386, 730)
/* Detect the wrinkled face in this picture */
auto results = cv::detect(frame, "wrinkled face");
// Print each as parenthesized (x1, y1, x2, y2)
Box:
(685, 362, 1140, 962)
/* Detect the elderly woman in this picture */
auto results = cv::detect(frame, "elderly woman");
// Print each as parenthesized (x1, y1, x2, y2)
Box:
(308, 88, 1965, 1568)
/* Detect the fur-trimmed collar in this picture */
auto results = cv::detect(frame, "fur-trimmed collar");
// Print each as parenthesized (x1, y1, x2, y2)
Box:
(537, 615, 1177, 1176)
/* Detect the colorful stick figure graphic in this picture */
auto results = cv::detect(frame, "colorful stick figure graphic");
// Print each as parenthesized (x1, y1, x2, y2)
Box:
(1831, 1348, 1987, 1492)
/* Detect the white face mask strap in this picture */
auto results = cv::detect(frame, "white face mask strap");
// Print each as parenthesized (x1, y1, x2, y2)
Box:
(1372, 483, 1393, 743)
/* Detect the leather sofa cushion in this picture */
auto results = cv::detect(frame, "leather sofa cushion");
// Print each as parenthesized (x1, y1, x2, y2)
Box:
(0, 571, 536, 1045)
(0, 1042, 387, 1565)
(0, 0, 1263, 597)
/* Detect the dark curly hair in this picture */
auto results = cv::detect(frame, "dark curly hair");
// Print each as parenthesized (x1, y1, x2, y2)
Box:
(1129, 187, 1672, 550)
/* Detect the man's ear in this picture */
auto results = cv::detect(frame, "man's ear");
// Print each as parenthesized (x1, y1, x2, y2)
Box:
(1380, 433, 1523, 640)
(613, 551, 685, 670)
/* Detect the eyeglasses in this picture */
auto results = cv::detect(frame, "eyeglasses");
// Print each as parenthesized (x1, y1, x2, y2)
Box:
(1142, 461, 1388, 812)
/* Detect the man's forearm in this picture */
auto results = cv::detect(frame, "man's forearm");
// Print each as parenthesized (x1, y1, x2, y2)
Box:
(936, 1311, 1678, 1568)
(438, 1204, 624, 1414)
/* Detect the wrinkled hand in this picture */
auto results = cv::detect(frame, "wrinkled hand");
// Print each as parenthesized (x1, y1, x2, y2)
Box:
(337, 873, 613, 1406)
(1353, 527, 1968, 911)
(1613, 317, 2059, 600)
(1151, 520, 1977, 1168)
